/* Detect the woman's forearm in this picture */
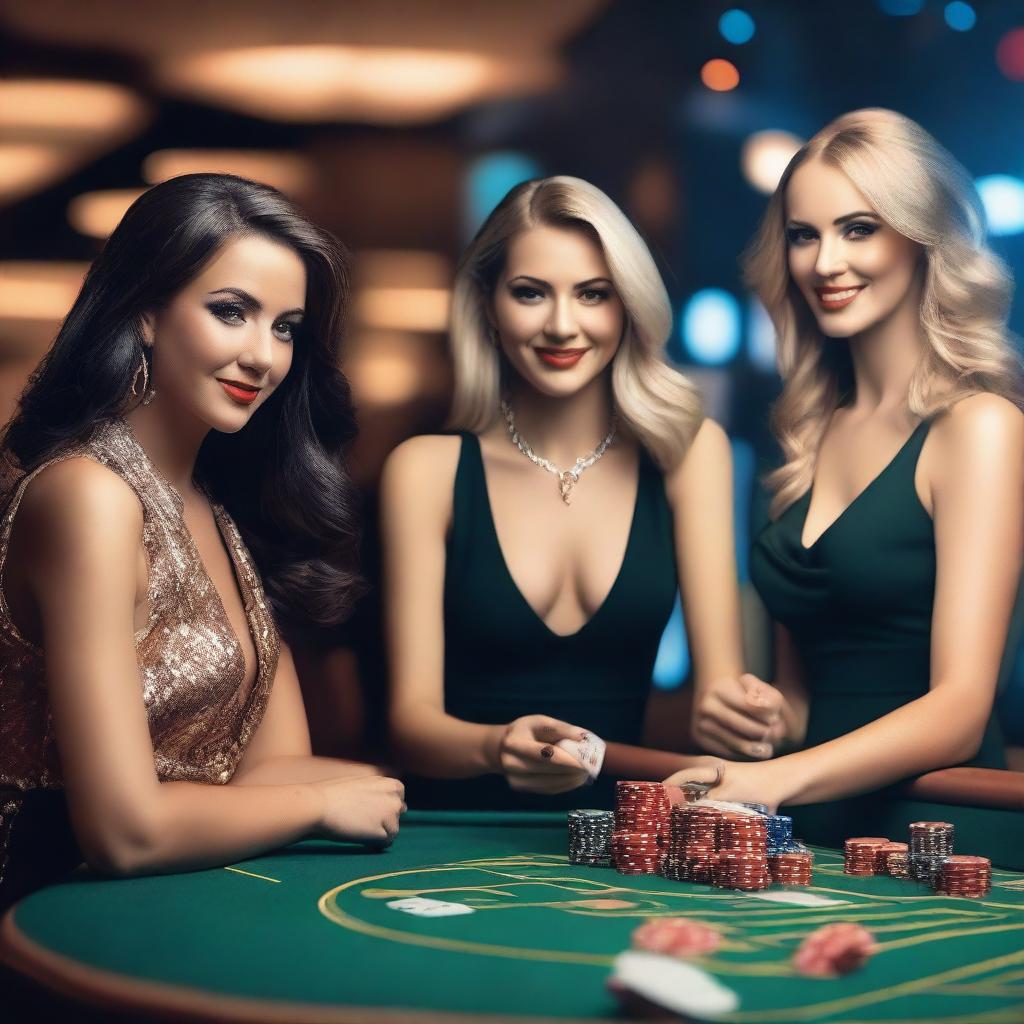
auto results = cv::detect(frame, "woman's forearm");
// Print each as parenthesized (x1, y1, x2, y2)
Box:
(230, 755, 383, 787)
(86, 779, 325, 877)
(604, 743, 720, 781)
(773, 687, 986, 807)
(390, 704, 501, 779)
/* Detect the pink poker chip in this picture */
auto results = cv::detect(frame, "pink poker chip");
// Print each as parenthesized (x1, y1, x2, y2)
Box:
(792, 923, 877, 977)
(631, 918, 723, 958)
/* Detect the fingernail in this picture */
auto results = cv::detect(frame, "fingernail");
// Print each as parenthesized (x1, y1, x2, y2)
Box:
(580, 733, 589, 740)
(751, 744, 769, 757)
(541, 746, 554, 759)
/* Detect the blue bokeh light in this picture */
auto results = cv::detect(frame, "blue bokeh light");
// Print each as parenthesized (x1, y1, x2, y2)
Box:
(747, 296, 777, 372)
(877, 0, 923, 14)
(464, 152, 543, 238)
(944, 1, 977, 31)
(719, 9, 756, 45)
(653, 594, 690, 689)
(682, 288, 742, 365)
(976, 175, 1024, 236)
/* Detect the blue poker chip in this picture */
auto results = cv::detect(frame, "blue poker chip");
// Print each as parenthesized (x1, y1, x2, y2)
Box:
(765, 814, 794, 854)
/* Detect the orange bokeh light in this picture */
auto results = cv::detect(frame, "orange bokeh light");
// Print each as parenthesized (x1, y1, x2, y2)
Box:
(701, 59, 740, 92)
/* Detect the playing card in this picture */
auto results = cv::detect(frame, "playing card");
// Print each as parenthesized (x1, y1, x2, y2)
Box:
(386, 897, 476, 917)
(557, 732, 606, 779)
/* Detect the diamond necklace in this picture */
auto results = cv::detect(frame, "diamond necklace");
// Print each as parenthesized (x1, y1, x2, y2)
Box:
(500, 398, 617, 505)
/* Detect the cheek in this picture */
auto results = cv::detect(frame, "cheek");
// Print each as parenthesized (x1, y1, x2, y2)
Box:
(787, 246, 815, 282)
(272, 344, 294, 384)
(495, 300, 545, 341)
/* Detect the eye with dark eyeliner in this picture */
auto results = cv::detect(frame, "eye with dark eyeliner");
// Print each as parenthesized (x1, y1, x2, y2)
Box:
(510, 284, 544, 302)
(786, 226, 816, 245)
(579, 287, 611, 304)
(208, 301, 245, 324)
(274, 320, 301, 341)
(845, 222, 877, 240)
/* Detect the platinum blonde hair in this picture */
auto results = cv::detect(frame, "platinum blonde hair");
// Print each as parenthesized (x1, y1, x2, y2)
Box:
(744, 108, 1024, 518)
(448, 176, 703, 470)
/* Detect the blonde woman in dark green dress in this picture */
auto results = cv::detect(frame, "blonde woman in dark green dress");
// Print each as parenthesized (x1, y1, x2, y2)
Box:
(383, 177, 732, 809)
(668, 110, 1024, 848)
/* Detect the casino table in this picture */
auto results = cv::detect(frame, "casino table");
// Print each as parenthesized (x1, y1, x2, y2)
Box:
(3, 811, 1024, 1023)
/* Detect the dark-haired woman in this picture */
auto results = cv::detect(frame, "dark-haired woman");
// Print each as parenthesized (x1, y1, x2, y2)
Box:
(0, 174, 404, 911)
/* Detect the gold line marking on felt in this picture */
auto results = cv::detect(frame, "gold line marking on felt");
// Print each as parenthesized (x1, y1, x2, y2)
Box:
(223, 866, 281, 884)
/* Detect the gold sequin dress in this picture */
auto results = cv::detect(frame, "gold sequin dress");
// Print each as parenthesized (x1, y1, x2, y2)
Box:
(0, 418, 279, 908)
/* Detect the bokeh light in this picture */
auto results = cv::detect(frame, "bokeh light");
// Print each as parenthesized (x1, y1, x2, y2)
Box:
(465, 151, 542, 236)
(701, 59, 740, 92)
(877, 0, 923, 14)
(944, 2, 977, 32)
(653, 595, 689, 689)
(747, 297, 777, 372)
(996, 28, 1024, 81)
(741, 130, 804, 194)
(719, 9, 756, 45)
(976, 175, 1024, 236)
(682, 289, 741, 365)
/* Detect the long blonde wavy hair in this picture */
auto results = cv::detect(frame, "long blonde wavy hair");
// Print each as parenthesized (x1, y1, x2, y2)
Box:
(448, 176, 703, 471)
(744, 108, 1024, 518)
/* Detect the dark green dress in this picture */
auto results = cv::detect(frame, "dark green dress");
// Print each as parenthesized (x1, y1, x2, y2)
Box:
(751, 418, 1023, 867)
(405, 432, 678, 811)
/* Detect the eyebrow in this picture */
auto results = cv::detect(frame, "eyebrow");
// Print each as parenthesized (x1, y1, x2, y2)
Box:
(207, 287, 304, 318)
(507, 275, 614, 289)
(786, 211, 881, 228)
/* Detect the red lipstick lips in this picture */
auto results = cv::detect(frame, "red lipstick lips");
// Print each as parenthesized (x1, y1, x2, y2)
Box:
(216, 378, 261, 405)
(814, 285, 866, 312)
(535, 347, 588, 369)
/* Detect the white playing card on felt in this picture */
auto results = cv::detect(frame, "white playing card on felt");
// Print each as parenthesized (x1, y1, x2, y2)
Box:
(386, 897, 476, 917)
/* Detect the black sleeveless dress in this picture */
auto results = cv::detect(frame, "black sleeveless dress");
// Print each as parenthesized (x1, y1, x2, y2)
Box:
(751, 418, 1023, 867)
(405, 432, 678, 810)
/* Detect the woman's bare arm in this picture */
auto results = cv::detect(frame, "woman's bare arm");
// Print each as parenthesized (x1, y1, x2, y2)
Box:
(21, 459, 401, 876)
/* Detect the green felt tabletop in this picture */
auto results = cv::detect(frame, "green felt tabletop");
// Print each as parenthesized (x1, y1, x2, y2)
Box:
(4, 811, 1024, 1023)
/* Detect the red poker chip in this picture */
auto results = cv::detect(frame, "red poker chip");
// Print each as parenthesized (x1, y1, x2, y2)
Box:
(792, 923, 877, 977)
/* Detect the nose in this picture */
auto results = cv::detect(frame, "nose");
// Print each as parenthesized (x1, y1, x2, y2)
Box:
(814, 234, 849, 279)
(237, 324, 275, 376)
(544, 296, 579, 342)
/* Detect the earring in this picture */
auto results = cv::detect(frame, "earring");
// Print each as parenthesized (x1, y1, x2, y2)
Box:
(130, 354, 156, 406)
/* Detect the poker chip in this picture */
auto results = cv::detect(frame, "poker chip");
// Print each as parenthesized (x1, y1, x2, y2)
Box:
(739, 802, 770, 815)
(886, 849, 910, 879)
(844, 837, 890, 875)
(631, 918, 723, 958)
(769, 850, 814, 886)
(766, 814, 794, 853)
(908, 821, 954, 884)
(567, 809, 613, 867)
(613, 782, 671, 874)
(714, 850, 771, 891)
(935, 855, 991, 898)
(792, 923, 877, 977)
(873, 842, 908, 875)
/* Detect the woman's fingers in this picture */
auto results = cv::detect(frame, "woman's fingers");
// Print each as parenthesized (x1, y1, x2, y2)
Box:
(698, 695, 777, 743)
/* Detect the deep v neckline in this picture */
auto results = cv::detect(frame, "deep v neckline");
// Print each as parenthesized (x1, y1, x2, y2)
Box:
(471, 434, 642, 640)
(121, 421, 260, 688)
(799, 419, 928, 551)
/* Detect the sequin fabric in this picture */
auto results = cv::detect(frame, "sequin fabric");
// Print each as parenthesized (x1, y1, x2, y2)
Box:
(0, 418, 279, 884)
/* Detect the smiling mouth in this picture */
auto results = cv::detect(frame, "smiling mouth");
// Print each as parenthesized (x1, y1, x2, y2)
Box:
(814, 285, 866, 311)
(216, 378, 262, 405)
(534, 347, 588, 369)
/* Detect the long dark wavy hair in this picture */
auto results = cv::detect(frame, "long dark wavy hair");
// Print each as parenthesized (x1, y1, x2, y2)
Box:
(4, 173, 363, 630)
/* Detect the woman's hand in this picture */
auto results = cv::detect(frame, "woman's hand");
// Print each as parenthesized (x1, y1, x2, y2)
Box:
(313, 775, 407, 847)
(493, 715, 591, 794)
(691, 673, 791, 760)
(664, 758, 789, 813)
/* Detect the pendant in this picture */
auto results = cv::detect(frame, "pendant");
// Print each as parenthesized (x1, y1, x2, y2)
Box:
(559, 471, 575, 505)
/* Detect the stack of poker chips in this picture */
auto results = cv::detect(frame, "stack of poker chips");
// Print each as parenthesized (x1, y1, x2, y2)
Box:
(844, 837, 891, 875)
(765, 814, 794, 853)
(935, 855, 992, 898)
(567, 809, 614, 867)
(714, 812, 770, 890)
(661, 804, 721, 883)
(612, 782, 670, 875)
(908, 821, 954, 886)
(873, 842, 908, 875)
(768, 849, 814, 885)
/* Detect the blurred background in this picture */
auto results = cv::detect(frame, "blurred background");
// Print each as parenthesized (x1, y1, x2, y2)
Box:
(2, 0, 1022, 761)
